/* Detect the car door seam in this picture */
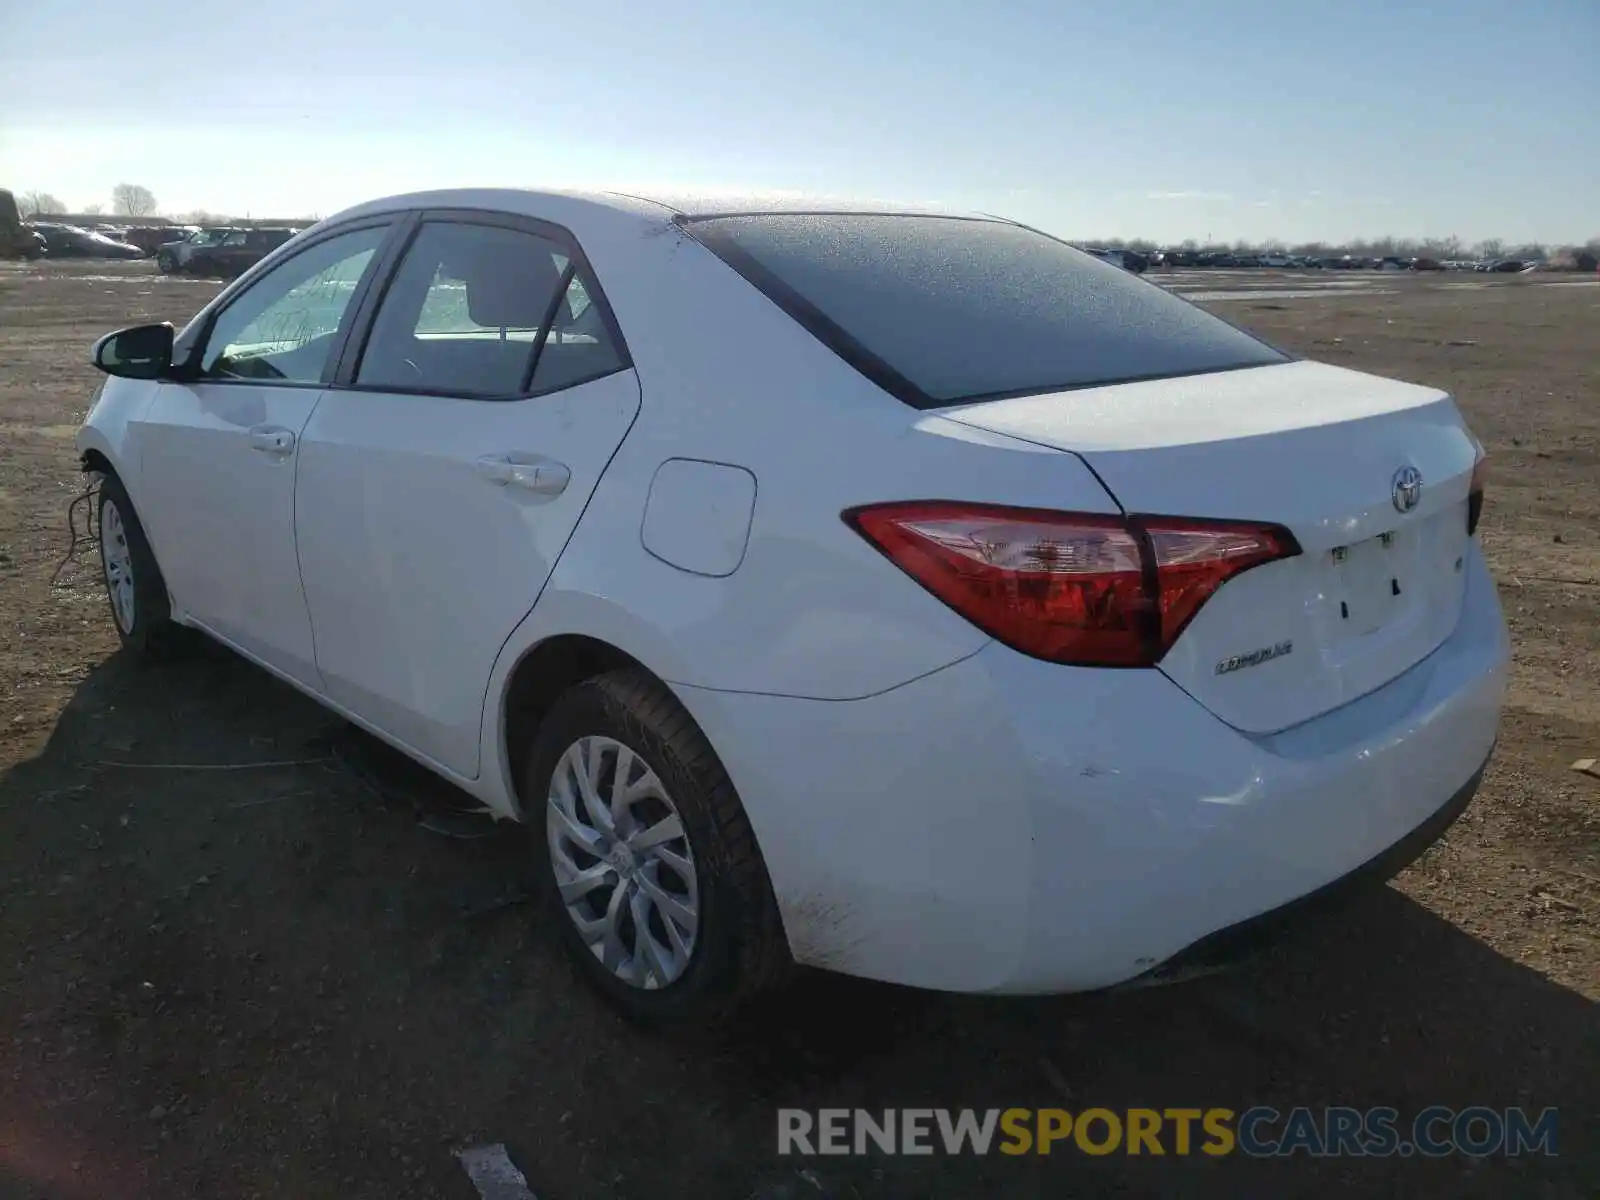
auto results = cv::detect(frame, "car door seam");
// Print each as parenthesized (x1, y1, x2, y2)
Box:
(475, 370, 646, 776)
(291, 389, 333, 693)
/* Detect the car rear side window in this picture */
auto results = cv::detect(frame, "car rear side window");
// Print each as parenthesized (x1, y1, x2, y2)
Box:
(355, 221, 627, 399)
(685, 214, 1289, 407)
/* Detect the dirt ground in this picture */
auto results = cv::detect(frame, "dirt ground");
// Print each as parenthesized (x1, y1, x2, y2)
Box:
(1, 261, 1596, 1199)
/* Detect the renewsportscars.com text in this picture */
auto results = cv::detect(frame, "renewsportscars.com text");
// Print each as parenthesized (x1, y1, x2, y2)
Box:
(777, 1106, 1558, 1158)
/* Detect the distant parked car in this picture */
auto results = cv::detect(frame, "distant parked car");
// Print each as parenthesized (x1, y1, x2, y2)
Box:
(1260, 253, 1291, 268)
(29, 223, 145, 259)
(1410, 258, 1443, 272)
(119, 226, 194, 256)
(13, 225, 48, 259)
(1, 189, 47, 258)
(183, 226, 300, 279)
(1488, 260, 1527, 273)
(1083, 248, 1147, 273)
(157, 226, 240, 274)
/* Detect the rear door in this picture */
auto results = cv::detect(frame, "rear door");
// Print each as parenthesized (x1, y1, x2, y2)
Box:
(293, 212, 640, 777)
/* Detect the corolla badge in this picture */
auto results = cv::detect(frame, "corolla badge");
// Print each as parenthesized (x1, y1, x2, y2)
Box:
(1215, 640, 1293, 676)
(1392, 465, 1423, 513)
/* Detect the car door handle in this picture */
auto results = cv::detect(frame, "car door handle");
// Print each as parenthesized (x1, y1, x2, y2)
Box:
(247, 426, 295, 455)
(475, 454, 570, 496)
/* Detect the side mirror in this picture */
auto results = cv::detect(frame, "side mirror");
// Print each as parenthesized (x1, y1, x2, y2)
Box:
(91, 323, 174, 379)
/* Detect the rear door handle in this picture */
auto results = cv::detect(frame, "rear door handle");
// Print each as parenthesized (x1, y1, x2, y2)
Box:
(247, 425, 294, 455)
(475, 454, 570, 496)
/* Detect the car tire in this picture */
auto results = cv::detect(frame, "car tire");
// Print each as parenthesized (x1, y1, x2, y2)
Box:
(97, 473, 183, 656)
(524, 669, 790, 1026)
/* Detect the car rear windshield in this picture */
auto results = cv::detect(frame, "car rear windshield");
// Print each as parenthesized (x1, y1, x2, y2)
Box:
(684, 213, 1289, 408)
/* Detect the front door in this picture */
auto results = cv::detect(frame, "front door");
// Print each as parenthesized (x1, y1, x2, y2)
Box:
(134, 221, 394, 688)
(294, 215, 640, 776)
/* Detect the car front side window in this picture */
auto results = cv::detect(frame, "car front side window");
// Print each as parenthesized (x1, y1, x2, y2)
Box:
(197, 224, 389, 384)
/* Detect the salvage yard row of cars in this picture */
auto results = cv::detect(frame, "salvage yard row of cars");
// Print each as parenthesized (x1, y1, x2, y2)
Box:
(14, 218, 306, 278)
(1054, 246, 1539, 274)
(1098, 248, 1539, 272)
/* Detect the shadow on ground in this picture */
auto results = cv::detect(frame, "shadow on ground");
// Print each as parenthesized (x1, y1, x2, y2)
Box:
(1, 648, 1595, 1199)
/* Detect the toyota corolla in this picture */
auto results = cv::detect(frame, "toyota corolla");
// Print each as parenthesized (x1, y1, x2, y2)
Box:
(76, 189, 1507, 1025)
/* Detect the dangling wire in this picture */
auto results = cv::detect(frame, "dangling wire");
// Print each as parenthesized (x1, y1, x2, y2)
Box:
(50, 474, 101, 587)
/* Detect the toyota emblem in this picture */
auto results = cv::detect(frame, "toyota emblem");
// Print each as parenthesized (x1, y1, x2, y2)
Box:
(1392, 465, 1423, 513)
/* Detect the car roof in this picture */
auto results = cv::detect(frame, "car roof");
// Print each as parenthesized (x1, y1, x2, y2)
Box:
(617, 190, 990, 219)
(325, 186, 996, 229)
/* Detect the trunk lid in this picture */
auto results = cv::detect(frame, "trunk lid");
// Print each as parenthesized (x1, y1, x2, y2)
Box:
(940, 361, 1479, 734)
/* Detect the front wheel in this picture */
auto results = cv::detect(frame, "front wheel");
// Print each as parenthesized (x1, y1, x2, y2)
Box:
(524, 670, 790, 1026)
(97, 474, 182, 655)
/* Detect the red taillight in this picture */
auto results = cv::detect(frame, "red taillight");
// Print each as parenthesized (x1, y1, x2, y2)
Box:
(1467, 449, 1487, 536)
(846, 501, 1299, 667)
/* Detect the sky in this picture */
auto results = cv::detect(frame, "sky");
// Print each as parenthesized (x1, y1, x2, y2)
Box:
(3, 0, 1596, 245)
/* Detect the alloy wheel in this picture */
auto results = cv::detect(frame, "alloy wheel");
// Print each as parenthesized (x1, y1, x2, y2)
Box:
(100, 499, 136, 634)
(546, 735, 700, 989)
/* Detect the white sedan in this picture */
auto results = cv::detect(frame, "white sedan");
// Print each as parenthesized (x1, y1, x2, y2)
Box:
(78, 189, 1507, 1025)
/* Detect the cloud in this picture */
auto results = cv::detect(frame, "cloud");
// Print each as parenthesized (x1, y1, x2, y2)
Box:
(1147, 190, 1232, 202)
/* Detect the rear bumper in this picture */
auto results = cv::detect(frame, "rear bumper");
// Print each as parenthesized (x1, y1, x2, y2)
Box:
(679, 546, 1509, 994)
(1124, 750, 1489, 986)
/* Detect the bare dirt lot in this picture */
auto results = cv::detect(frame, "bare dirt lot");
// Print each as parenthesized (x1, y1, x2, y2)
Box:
(1, 262, 1596, 1199)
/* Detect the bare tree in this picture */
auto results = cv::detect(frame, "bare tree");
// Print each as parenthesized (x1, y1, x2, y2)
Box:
(1474, 238, 1505, 261)
(19, 191, 66, 216)
(111, 183, 159, 217)
(81, 203, 105, 216)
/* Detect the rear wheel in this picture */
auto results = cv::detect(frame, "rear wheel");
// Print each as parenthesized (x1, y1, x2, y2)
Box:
(524, 669, 790, 1026)
(97, 473, 182, 655)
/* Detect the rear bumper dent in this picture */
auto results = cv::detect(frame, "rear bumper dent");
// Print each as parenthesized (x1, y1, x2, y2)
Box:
(1124, 747, 1491, 987)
